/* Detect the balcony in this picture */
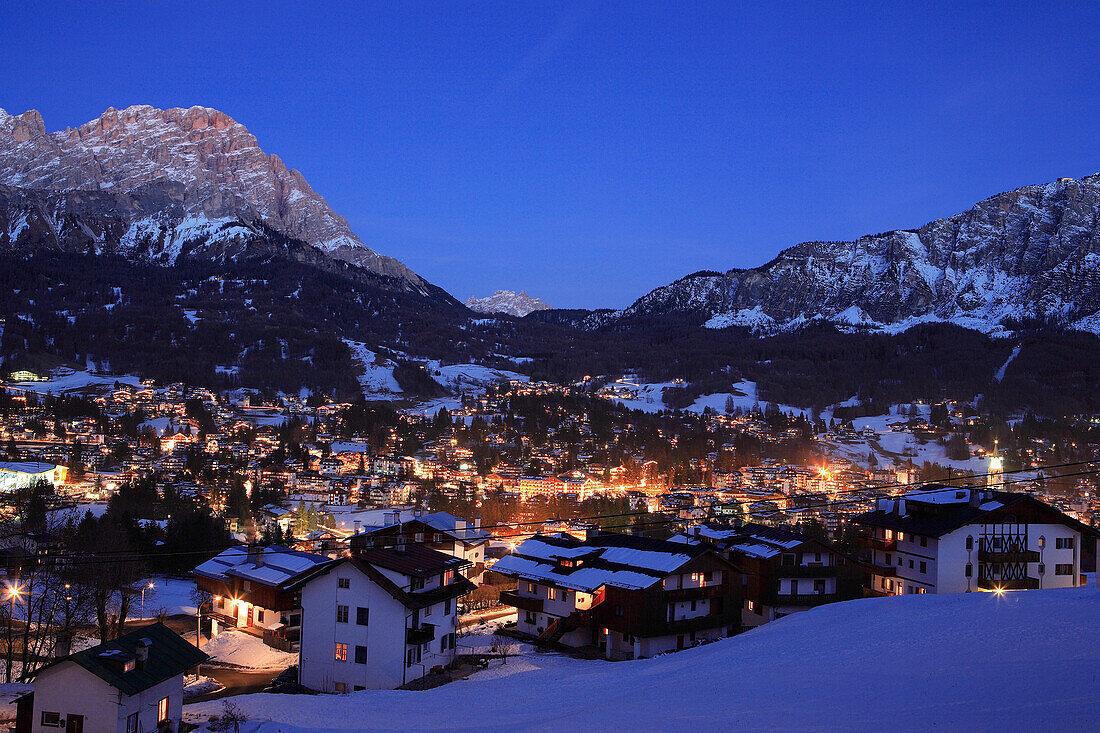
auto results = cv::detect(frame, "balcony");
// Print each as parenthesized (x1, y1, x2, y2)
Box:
(977, 577, 1040, 591)
(978, 550, 1040, 564)
(664, 584, 726, 602)
(776, 564, 837, 578)
(864, 562, 897, 578)
(406, 623, 436, 645)
(659, 609, 740, 635)
(869, 537, 897, 551)
(771, 592, 839, 607)
(499, 590, 544, 613)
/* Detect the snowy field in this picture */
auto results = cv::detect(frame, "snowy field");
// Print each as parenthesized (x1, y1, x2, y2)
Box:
(129, 576, 199, 618)
(185, 585, 1100, 731)
(823, 405, 990, 473)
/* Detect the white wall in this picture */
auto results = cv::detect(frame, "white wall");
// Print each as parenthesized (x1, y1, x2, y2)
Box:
(299, 563, 459, 691)
(32, 661, 184, 733)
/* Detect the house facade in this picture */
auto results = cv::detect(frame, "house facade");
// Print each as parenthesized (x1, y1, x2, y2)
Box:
(192, 544, 329, 650)
(680, 523, 863, 627)
(855, 486, 1096, 595)
(20, 623, 207, 733)
(291, 544, 475, 691)
(349, 511, 491, 582)
(494, 533, 741, 659)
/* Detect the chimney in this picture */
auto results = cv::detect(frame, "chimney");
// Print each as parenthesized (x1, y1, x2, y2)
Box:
(396, 534, 407, 553)
(474, 517, 481, 529)
(585, 526, 600, 541)
(248, 545, 264, 567)
(354, 520, 361, 535)
(54, 630, 72, 659)
(968, 489, 980, 507)
(384, 511, 396, 527)
(135, 638, 151, 668)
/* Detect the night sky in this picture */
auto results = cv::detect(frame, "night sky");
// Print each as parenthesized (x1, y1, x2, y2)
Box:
(4, 1, 1100, 307)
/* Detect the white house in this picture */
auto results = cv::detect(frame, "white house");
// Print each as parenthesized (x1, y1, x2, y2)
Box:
(856, 486, 1096, 595)
(20, 622, 207, 733)
(289, 543, 475, 691)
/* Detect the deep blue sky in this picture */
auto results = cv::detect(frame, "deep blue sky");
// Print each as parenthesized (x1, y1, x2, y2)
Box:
(4, 2, 1100, 308)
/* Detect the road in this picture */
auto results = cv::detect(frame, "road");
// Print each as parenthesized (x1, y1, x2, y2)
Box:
(187, 664, 282, 703)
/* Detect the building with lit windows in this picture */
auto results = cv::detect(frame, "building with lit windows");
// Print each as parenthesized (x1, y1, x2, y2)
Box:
(290, 544, 474, 691)
(192, 544, 329, 650)
(855, 485, 1097, 596)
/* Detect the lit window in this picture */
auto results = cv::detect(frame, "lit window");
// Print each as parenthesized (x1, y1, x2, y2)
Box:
(158, 696, 169, 723)
(335, 642, 348, 661)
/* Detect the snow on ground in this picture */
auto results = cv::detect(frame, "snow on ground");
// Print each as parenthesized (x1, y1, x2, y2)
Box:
(5, 370, 142, 394)
(185, 586, 1100, 732)
(994, 344, 1022, 383)
(184, 674, 225, 697)
(424, 361, 529, 392)
(687, 380, 807, 417)
(823, 406, 989, 472)
(406, 397, 463, 416)
(201, 629, 297, 671)
(607, 380, 682, 413)
(0, 683, 32, 721)
(344, 341, 403, 399)
(129, 576, 199, 618)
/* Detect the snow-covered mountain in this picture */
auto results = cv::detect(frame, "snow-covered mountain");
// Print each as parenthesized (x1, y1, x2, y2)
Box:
(618, 174, 1100, 334)
(465, 289, 552, 316)
(0, 105, 422, 285)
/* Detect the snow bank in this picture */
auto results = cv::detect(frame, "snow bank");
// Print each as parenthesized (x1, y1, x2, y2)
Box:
(201, 629, 297, 671)
(185, 585, 1100, 731)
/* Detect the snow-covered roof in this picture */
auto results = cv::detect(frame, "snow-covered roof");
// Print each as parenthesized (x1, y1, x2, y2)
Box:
(0, 461, 58, 474)
(193, 545, 329, 588)
(492, 534, 706, 592)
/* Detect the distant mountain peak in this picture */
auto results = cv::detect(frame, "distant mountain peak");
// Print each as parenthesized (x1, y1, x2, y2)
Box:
(466, 289, 552, 317)
(0, 104, 421, 283)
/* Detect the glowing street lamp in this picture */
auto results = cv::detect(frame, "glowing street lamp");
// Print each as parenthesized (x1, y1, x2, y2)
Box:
(140, 581, 155, 620)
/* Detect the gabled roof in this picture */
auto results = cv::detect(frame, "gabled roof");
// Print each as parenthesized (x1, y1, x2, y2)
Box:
(354, 544, 470, 578)
(493, 532, 734, 592)
(853, 485, 1100, 538)
(192, 545, 330, 589)
(286, 551, 475, 610)
(32, 622, 207, 696)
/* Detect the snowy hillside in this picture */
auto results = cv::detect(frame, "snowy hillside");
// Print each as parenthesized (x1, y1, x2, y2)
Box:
(185, 585, 1100, 731)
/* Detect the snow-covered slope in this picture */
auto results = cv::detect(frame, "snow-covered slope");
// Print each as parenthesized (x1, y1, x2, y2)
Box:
(0, 105, 420, 283)
(465, 290, 552, 317)
(185, 585, 1100, 732)
(624, 175, 1100, 334)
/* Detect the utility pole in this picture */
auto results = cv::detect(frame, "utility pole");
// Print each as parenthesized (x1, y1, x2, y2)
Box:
(5, 584, 22, 683)
(140, 581, 154, 621)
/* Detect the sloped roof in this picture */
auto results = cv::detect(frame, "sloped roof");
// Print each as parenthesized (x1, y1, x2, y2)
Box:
(853, 486, 1099, 538)
(286, 552, 475, 610)
(493, 532, 729, 592)
(32, 622, 207, 696)
(192, 545, 330, 589)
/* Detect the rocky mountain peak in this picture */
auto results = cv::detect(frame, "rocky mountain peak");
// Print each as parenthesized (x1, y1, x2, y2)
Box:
(620, 174, 1100, 335)
(0, 104, 421, 284)
(466, 289, 553, 317)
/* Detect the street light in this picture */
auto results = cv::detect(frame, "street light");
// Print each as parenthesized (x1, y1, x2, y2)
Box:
(140, 581, 155, 620)
(5, 584, 23, 682)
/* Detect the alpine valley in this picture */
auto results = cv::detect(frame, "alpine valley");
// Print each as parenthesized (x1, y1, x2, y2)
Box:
(2, 105, 1099, 414)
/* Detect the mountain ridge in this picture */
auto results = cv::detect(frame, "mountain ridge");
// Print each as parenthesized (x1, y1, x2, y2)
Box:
(466, 289, 552, 316)
(591, 173, 1100, 335)
(0, 104, 422, 285)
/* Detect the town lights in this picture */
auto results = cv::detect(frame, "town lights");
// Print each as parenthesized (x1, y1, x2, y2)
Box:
(993, 587, 1005, 597)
